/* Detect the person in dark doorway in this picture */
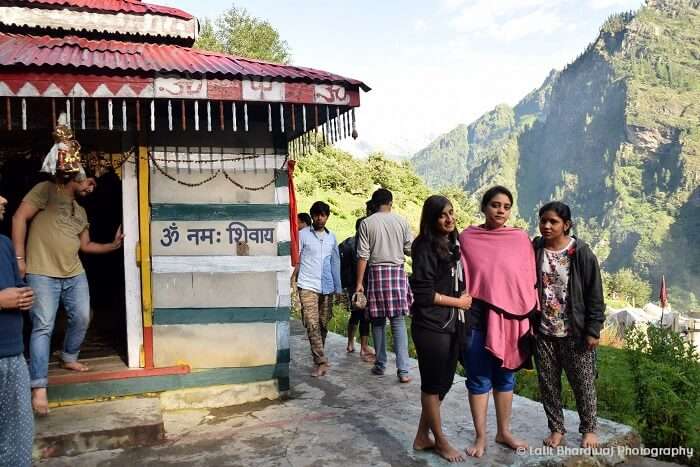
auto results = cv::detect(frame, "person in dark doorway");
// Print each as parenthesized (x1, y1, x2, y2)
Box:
(12, 123, 124, 415)
(297, 212, 312, 231)
(532, 201, 605, 449)
(293, 201, 342, 377)
(80, 153, 125, 351)
(355, 188, 413, 383)
(410, 195, 471, 463)
(458, 186, 536, 457)
(0, 193, 34, 467)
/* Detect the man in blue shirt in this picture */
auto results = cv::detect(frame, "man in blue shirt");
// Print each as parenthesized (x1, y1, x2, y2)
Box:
(0, 193, 34, 467)
(293, 201, 342, 377)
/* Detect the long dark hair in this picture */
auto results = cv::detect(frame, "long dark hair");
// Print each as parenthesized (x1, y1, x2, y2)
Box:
(416, 195, 459, 261)
(539, 201, 573, 235)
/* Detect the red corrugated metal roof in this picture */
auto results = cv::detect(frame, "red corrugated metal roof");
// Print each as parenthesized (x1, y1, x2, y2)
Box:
(21, 0, 193, 20)
(0, 33, 370, 91)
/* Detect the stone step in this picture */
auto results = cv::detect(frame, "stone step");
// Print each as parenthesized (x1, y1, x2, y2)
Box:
(34, 397, 164, 460)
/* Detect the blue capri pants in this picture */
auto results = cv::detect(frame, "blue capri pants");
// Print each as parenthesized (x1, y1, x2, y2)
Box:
(463, 328, 515, 395)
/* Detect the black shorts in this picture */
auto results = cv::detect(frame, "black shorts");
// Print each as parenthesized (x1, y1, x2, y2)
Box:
(411, 323, 459, 400)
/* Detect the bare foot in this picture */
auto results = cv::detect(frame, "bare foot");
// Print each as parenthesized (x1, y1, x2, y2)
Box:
(360, 352, 376, 363)
(311, 363, 329, 377)
(495, 431, 528, 450)
(581, 432, 599, 448)
(360, 345, 375, 356)
(413, 431, 435, 451)
(435, 439, 466, 463)
(544, 432, 565, 447)
(346, 342, 355, 353)
(466, 435, 487, 457)
(32, 388, 49, 416)
(60, 361, 89, 372)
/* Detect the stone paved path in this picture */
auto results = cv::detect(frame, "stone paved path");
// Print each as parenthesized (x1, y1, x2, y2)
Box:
(39, 321, 651, 466)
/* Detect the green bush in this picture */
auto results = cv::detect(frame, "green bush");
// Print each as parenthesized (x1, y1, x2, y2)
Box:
(625, 326, 700, 465)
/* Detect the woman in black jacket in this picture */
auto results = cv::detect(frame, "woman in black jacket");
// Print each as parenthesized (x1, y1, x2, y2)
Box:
(532, 201, 605, 449)
(410, 195, 472, 463)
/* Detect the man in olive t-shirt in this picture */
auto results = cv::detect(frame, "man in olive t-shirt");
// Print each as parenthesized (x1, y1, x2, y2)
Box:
(12, 175, 123, 415)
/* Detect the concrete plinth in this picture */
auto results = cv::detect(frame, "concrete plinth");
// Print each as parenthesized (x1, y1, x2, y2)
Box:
(34, 398, 164, 460)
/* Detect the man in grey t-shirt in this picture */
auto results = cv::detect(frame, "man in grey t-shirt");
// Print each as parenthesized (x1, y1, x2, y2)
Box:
(355, 188, 413, 382)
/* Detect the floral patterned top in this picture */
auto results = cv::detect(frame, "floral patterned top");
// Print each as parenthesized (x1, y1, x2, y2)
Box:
(539, 238, 575, 337)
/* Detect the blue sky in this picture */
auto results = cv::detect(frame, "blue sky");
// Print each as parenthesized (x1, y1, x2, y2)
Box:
(157, 0, 643, 156)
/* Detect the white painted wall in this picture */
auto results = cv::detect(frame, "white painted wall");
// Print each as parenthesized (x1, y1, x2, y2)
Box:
(122, 160, 143, 368)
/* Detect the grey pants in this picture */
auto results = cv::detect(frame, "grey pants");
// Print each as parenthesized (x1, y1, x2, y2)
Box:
(0, 354, 34, 467)
(534, 334, 598, 434)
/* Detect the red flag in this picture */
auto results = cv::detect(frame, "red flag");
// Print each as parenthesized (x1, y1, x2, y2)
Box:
(287, 160, 300, 266)
(659, 275, 668, 309)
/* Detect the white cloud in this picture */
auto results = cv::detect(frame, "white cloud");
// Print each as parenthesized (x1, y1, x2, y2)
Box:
(450, 0, 564, 40)
(588, 0, 639, 9)
(413, 18, 429, 32)
(498, 9, 564, 41)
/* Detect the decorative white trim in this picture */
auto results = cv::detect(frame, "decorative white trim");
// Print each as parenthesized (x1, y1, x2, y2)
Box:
(194, 101, 199, 131)
(314, 84, 350, 105)
(80, 99, 86, 130)
(153, 256, 291, 274)
(302, 105, 307, 131)
(267, 104, 272, 132)
(107, 98, 113, 130)
(43, 83, 64, 98)
(15, 83, 39, 97)
(244, 103, 249, 131)
(207, 101, 212, 132)
(116, 84, 138, 98)
(150, 100, 155, 131)
(242, 80, 285, 102)
(93, 84, 115, 98)
(150, 148, 287, 172)
(155, 77, 208, 99)
(122, 99, 127, 132)
(21, 98, 26, 130)
(280, 103, 285, 133)
(68, 83, 89, 98)
(0, 7, 197, 40)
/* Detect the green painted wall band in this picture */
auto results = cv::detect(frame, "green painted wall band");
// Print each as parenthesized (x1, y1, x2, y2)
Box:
(152, 204, 289, 221)
(153, 307, 290, 325)
(277, 241, 291, 256)
(276, 349, 290, 364)
(48, 363, 289, 403)
(277, 376, 290, 392)
(275, 169, 289, 188)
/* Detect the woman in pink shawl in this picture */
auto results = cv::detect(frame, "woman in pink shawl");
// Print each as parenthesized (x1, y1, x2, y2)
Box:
(458, 186, 537, 457)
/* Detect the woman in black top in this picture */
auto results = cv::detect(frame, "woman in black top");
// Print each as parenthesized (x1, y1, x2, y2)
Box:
(410, 195, 472, 463)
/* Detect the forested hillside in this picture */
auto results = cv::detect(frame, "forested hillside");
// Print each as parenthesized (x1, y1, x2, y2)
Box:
(294, 144, 477, 244)
(412, 0, 700, 310)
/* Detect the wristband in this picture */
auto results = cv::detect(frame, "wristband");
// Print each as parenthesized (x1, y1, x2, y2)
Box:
(436, 293, 441, 304)
(16, 256, 24, 261)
